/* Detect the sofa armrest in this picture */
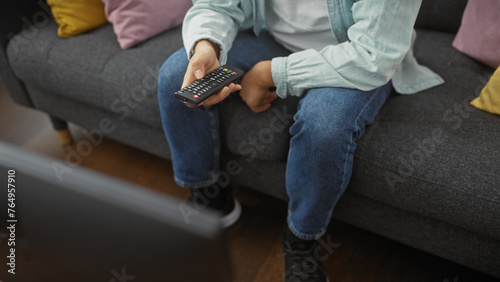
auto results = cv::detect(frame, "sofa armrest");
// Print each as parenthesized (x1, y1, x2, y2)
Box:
(0, 49, 33, 107)
(0, 0, 51, 107)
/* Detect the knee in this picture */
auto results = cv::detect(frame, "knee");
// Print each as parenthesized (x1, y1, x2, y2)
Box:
(158, 49, 188, 109)
(290, 91, 359, 146)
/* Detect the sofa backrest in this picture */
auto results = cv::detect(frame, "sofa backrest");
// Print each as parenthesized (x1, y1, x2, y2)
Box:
(415, 0, 468, 34)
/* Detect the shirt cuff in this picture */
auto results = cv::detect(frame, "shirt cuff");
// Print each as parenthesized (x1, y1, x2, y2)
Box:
(271, 56, 288, 99)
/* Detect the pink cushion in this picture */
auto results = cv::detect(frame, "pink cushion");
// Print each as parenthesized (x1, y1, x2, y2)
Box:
(102, 0, 192, 49)
(452, 0, 500, 68)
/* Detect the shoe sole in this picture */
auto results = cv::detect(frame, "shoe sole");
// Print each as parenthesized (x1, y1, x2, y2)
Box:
(220, 199, 241, 228)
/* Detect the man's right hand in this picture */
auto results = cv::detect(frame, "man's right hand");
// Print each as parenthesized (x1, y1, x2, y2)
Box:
(182, 40, 241, 107)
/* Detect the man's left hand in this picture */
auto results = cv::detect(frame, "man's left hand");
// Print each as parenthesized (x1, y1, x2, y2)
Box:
(240, 60, 277, 113)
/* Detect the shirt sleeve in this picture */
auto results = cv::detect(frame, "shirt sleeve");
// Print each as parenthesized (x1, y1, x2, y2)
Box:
(182, 0, 246, 65)
(271, 0, 423, 98)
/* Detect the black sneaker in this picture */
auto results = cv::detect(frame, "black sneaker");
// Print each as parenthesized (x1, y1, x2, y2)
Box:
(188, 185, 241, 228)
(281, 226, 329, 282)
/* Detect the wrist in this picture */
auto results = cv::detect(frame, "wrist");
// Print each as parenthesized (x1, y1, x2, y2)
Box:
(256, 60, 275, 88)
(194, 39, 220, 59)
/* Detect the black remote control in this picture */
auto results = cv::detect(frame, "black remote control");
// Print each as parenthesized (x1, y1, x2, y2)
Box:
(175, 65, 244, 106)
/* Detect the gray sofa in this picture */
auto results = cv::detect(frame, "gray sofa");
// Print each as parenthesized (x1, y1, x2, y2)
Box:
(1, 0, 499, 278)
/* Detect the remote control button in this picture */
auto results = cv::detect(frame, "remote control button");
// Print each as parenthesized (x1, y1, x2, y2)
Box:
(232, 72, 236, 75)
(194, 95, 199, 99)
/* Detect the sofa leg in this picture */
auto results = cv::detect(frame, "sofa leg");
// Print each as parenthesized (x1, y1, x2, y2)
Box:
(49, 116, 73, 145)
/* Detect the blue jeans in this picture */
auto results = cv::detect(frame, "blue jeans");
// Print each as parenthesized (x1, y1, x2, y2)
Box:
(158, 31, 392, 240)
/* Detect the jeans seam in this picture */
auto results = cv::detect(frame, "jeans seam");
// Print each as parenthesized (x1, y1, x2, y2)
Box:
(206, 107, 220, 184)
(287, 88, 387, 240)
(169, 105, 221, 189)
(287, 216, 317, 240)
(318, 85, 389, 239)
(174, 176, 218, 189)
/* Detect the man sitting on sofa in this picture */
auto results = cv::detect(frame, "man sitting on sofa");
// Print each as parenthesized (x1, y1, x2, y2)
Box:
(157, 0, 442, 281)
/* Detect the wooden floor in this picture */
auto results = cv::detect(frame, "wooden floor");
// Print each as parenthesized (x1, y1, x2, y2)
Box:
(0, 81, 498, 282)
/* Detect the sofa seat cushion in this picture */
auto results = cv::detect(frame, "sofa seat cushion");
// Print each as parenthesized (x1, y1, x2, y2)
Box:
(349, 30, 500, 241)
(219, 95, 300, 161)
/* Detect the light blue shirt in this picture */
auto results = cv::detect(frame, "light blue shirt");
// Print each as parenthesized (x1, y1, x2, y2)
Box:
(182, 0, 444, 98)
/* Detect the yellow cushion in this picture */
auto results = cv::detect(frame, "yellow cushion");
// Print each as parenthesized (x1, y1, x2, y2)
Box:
(470, 67, 500, 115)
(47, 0, 107, 38)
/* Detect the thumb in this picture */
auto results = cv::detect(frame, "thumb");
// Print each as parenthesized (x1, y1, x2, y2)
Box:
(182, 57, 206, 88)
(194, 67, 204, 80)
(190, 57, 207, 80)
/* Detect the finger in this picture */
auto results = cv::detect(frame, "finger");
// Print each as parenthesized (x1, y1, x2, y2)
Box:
(182, 55, 208, 88)
(201, 85, 233, 106)
(229, 83, 242, 92)
(190, 59, 206, 80)
(264, 91, 278, 104)
(268, 91, 278, 101)
(226, 83, 242, 93)
(201, 82, 241, 106)
(251, 103, 271, 113)
(182, 69, 197, 89)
